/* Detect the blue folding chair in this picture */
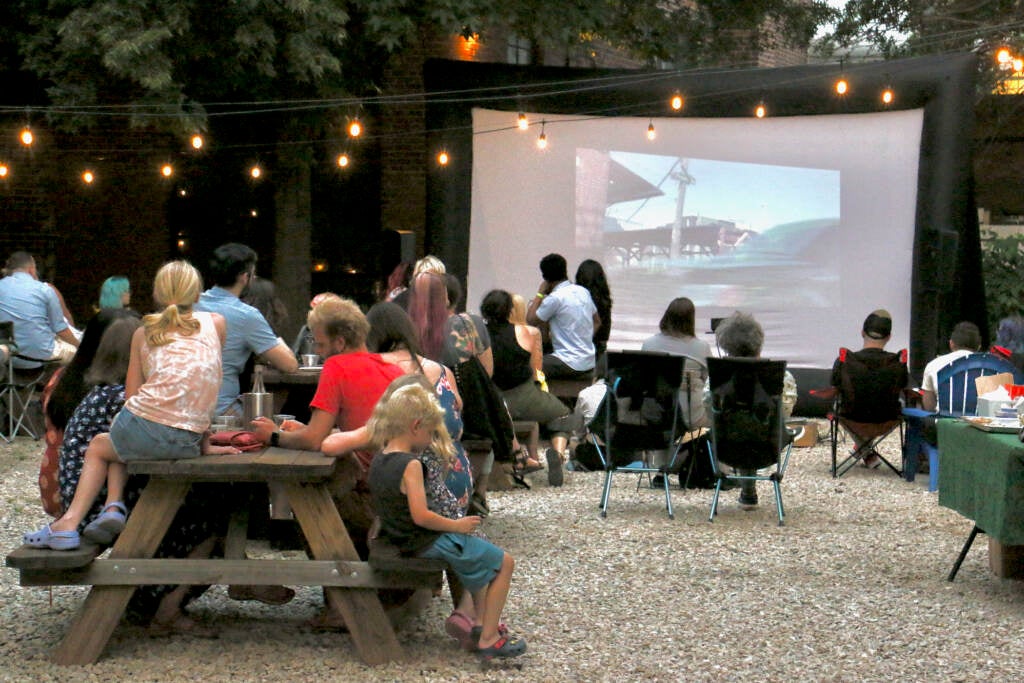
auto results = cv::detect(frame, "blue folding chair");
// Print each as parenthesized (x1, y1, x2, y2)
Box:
(903, 352, 1024, 492)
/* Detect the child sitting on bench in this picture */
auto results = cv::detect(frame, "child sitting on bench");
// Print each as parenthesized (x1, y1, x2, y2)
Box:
(366, 377, 527, 660)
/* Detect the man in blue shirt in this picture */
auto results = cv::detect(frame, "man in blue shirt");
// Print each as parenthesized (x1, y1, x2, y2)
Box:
(195, 243, 298, 415)
(526, 253, 598, 381)
(0, 251, 79, 368)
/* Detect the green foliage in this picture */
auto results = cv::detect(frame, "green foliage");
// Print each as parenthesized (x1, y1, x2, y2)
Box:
(981, 230, 1024, 338)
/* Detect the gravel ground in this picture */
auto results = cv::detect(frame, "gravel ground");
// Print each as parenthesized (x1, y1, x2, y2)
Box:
(2, 425, 1024, 682)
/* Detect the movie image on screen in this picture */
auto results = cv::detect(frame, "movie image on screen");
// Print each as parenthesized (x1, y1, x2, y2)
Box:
(576, 150, 840, 344)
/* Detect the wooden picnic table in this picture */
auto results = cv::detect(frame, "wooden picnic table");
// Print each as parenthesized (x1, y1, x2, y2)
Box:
(6, 447, 443, 666)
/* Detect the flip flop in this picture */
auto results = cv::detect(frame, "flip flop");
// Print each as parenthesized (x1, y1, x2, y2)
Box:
(477, 634, 527, 660)
(82, 501, 128, 545)
(23, 524, 80, 551)
(545, 447, 564, 487)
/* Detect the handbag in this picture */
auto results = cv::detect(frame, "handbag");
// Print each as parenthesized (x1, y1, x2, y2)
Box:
(209, 430, 264, 452)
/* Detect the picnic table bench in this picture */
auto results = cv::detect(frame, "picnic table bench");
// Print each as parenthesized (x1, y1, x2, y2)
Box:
(5, 447, 445, 666)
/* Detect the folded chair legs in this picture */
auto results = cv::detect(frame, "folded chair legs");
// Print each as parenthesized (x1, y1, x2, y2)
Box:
(947, 525, 983, 582)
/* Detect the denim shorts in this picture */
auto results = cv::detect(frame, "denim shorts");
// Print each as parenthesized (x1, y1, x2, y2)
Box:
(109, 409, 203, 462)
(420, 532, 504, 593)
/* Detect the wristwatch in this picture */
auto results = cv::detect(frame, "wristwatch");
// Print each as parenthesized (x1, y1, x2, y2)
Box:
(270, 431, 281, 447)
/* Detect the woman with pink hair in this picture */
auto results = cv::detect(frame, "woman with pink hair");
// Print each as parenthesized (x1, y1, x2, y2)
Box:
(406, 273, 450, 362)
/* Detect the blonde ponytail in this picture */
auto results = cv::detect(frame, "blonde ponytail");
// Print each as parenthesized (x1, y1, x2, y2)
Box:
(143, 260, 203, 347)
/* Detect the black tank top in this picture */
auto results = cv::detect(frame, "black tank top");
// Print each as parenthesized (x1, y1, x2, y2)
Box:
(488, 322, 534, 391)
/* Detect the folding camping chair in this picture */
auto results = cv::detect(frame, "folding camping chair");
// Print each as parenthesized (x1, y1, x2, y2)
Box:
(904, 352, 1024, 493)
(706, 357, 792, 526)
(825, 347, 909, 478)
(592, 351, 699, 520)
(0, 329, 62, 440)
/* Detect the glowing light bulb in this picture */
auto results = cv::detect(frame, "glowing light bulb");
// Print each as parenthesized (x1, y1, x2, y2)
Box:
(437, 150, 449, 165)
(537, 132, 548, 150)
(1014, 58, 1024, 72)
(179, 189, 188, 197)
(835, 78, 849, 95)
(191, 134, 203, 150)
(19, 128, 33, 146)
(250, 209, 258, 217)
(0, 163, 8, 178)
(670, 93, 683, 111)
(82, 170, 95, 184)
(336, 153, 350, 168)
(998, 47, 1012, 64)
(348, 120, 362, 138)
(177, 238, 187, 249)
(755, 104, 766, 119)
(517, 112, 528, 131)
(881, 88, 894, 105)
(250, 165, 262, 179)
(646, 122, 656, 141)
(160, 164, 173, 178)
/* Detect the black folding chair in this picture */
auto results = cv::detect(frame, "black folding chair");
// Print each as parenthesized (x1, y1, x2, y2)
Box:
(706, 357, 792, 526)
(592, 351, 698, 520)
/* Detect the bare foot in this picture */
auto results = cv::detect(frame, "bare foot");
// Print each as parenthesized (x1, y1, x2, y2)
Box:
(149, 612, 218, 639)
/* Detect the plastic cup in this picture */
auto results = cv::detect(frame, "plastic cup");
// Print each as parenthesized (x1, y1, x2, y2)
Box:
(273, 414, 295, 427)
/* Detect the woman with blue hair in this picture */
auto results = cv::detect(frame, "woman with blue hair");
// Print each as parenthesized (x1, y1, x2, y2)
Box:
(98, 276, 130, 310)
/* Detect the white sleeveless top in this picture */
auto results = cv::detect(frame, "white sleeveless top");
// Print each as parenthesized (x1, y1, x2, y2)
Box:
(125, 311, 222, 433)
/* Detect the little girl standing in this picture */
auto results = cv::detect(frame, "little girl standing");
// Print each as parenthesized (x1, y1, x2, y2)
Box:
(25, 260, 234, 550)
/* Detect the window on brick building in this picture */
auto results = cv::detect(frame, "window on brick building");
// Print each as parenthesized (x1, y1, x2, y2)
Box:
(507, 34, 531, 65)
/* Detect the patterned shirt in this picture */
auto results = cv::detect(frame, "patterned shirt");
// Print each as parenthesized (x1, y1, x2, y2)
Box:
(58, 384, 127, 529)
(125, 311, 222, 433)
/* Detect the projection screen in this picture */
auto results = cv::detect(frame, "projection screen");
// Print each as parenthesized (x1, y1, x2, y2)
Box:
(467, 107, 923, 369)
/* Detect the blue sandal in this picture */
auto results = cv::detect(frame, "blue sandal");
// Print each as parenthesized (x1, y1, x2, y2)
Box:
(477, 634, 527, 660)
(23, 524, 80, 551)
(82, 501, 128, 545)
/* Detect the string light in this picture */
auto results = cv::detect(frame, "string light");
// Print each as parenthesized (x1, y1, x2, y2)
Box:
(313, 260, 329, 273)
(517, 112, 528, 130)
(81, 169, 95, 184)
(437, 149, 450, 165)
(670, 92, 684, 111)
(0, 163, 8, 178)
(347, 119, 362, 138)
(881, 87, 894, 105)
(336, 153, 350, 168)
(177, 238, 187, 250)
(160, 163, 173, 178)
(190, 133, 204, 150)
(997, 47, 1012, 64)
(1015, 58, 1024, 73)
(537, 120, 548, 150)
(835, 78, 849, 95)
(249, 165, 262, 179)
(646, 120, 656, 141)
(178, 188, 188, 197)
(19, 127, 33, 146)
(754, 103, 767, 118)
(250, 209, 258, 217)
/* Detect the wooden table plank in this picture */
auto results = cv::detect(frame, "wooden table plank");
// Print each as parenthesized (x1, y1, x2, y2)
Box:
(51, 479, 190, 665)
(286, 482, 402, 665)
(127, 448, 337, 482)
(18, 558, 439, 589)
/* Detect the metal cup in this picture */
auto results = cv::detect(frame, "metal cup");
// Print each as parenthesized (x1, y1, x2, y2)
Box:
(241, 392, 275, 428)
(302, 354, 319, 367)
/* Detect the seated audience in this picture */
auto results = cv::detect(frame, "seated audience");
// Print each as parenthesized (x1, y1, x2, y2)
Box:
(830, 309, 908, 469)
(39, 309, 139, 517)
(366, 379, 526, 660)
(481, 289, 577, 485)
(990, 315, 1024, 373)
(98, 275, 131, 310)
(526, 253, 597, 381)
(0, 251, 80, 367)
(642, 296, 712, 430)
(575, 259, 612, 377)
(443, 273, 493, 375)
(704, 312, 797, 510)
(921, 321, 982, 411)
(196, 243, 298, 415)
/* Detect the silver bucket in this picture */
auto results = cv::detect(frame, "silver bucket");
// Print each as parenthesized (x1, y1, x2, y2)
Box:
(241, 392, 275, 427)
